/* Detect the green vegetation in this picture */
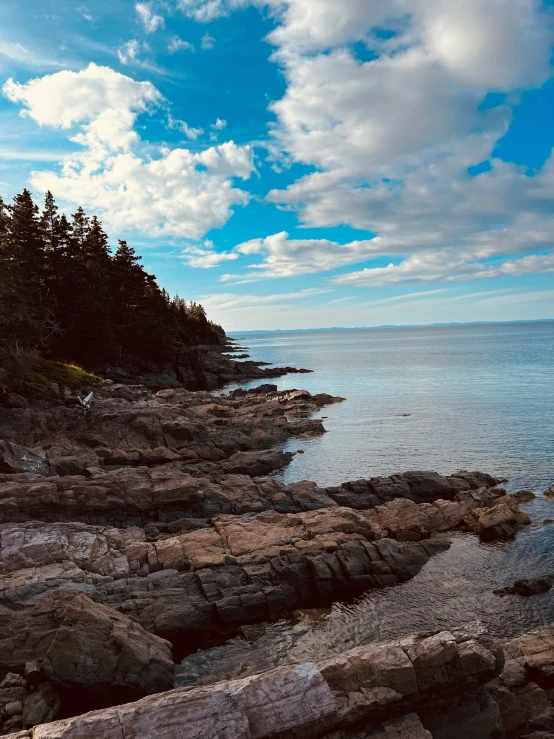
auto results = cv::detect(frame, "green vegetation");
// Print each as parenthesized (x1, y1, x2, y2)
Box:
(0, 188, 224, 397)
(30, 359, 101, 393)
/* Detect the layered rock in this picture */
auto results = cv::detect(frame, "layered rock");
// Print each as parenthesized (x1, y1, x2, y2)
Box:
(0, 592, 174, 704)
(0, 384, 341, 478)
(0, 485, 522, 646)
(6, 629, 502, 739)
(0, 374, 540, 738)
(0, 467, 502, 528)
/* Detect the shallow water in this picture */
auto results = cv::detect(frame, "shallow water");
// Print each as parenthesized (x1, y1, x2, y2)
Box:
(179, 322, 554, 685)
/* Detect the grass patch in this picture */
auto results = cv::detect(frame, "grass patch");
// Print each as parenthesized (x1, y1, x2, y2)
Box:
(31, 359, 101, 393)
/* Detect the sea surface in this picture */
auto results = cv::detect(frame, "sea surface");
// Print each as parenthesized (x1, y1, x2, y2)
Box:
(178, 321, 554, 685)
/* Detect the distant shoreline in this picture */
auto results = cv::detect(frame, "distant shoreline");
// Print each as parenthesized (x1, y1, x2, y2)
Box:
(229, 318, 554, 335)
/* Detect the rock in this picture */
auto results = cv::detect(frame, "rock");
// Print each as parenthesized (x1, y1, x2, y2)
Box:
(324, 713, 433, 739)
(0, 442, 49, 476)
(544, 485, 554, 498)
(3, 394, 29, 410)
(7, 630, 501, 739)
(0, 467, 503, 528)
(4, 701, 23, 716)
(22, 681, 60, 728)
(514, 490, 537, 503)
(0, 593, 175, 704)
(474, 501, 531, 540)
(0, 675, 26, 689)
(247, 384, 278, 394)
(2, 716, 23, 732)
(23, 663, 42, 685)
(0, 385, 343, 483)
(494, 577, 554, 597)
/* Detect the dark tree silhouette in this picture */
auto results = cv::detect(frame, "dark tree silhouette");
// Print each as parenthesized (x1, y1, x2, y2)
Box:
(0, 189, 224, 391)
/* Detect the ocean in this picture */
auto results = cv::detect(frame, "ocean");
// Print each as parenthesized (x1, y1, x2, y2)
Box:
(229, 321, 554, 493)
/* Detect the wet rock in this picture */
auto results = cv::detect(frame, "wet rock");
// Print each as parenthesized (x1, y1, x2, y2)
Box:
(514, 490, 537, 503)
(494, 577, 554, 598)
(472, 501, 531, 540)
(544, 485, 554, 498)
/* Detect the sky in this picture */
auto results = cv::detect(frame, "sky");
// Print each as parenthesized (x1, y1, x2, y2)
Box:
(1, 0, 554, 331)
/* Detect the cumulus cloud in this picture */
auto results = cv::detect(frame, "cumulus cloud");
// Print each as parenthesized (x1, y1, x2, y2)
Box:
(3, 63, 161, 151)
(211, 117, 227, 130)
(3, 64, 255, 239)
(257, 0, 554, 287)
(174, 0, 554, 288)
(135, 2, 165, 33)
(231, 231, 382, 278)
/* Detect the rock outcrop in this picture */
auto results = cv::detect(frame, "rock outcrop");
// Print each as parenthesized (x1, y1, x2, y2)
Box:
(0, 484, 518, 647)
(0, 384, 342, 479)
(6, 629, 502, 739)
(0, 592, 174, 701)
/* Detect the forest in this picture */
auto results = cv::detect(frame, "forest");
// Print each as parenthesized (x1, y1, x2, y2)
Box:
(0, 189, 224, 395)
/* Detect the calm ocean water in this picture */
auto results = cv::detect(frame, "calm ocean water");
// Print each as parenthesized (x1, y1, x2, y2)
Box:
(228, 321, 554, 492)
(178, 322, 554, 685)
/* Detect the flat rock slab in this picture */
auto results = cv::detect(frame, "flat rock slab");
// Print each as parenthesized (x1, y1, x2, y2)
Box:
(11, 631, 499, 739)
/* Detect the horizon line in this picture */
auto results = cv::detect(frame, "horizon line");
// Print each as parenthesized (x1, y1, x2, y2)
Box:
(227, 318, 554, 334)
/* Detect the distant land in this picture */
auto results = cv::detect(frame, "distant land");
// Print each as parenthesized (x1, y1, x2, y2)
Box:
(229, 318, 554, 335)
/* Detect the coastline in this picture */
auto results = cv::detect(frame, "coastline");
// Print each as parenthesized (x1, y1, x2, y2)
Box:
(0, 346, 552, 738)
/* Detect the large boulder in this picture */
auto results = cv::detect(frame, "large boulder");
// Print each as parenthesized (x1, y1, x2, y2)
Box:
(0, 593, 174, 704)
(0, 441, 50, 476)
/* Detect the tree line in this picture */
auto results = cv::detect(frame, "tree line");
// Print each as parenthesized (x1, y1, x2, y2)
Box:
(0, 188, 224, 391)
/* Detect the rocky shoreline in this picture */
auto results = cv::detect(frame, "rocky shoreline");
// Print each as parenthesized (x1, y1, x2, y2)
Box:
(0, 361, 553, 737)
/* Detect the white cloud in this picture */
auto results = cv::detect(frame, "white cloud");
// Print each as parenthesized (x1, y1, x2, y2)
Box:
(332, 250, 554, 288)
(168, 114, 204, 139)
(0, 39, 67, 69)
(201, 287, 330, 313)
(78, 5, 93, 21)
(177, 0, 250, 22)
(200, 33, 216, 50)
(135, 2, 165, 33)
(247, 0, 554, 288)
(230, 231, 382, 279)
(3, 64, 255, 239)
(182, 242, 240, 267)
(211, 117, 227, 130)
(3, 63, 160, 151)
(117, 39, 143, 65)
(168, 36, 194, 53)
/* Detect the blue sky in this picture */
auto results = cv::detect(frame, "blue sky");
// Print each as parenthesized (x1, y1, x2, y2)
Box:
(1, 0, 554, 330)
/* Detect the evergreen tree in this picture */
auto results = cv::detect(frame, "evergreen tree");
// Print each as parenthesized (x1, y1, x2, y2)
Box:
(0, 188, 224, 391)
